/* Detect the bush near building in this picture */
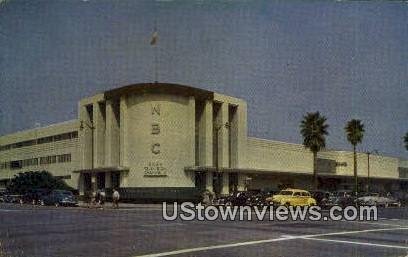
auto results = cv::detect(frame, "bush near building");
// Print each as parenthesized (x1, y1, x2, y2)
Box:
(6, 170, 74, 195)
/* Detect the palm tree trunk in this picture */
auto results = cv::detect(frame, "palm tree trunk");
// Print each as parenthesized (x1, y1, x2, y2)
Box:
(313, 151, 318, 190)
(353, 145, 357, 193)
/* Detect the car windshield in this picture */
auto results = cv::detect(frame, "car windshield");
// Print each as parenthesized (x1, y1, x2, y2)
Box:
(279, 191, 293, 195)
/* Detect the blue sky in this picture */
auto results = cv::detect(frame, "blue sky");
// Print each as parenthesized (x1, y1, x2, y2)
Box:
(0, 0, 407, 158)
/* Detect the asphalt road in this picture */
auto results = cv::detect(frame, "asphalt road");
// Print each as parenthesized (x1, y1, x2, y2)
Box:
(0, 203, 407, 257)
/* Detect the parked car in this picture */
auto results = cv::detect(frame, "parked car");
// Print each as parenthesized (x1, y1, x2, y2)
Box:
(213, 194, 231, 206)
(310, 190, 330, 206)
(214, 191, 260, 206)
(42, 190, 78, 207)
(320, 190, 356, 208)
(356, 193, 401, 207)
(266, 188, 317, 207)
(230, 191, 256, 206)
(0, 190, 5, 202)
(3, 194, 23, 203)
(246, 191, 269, 207)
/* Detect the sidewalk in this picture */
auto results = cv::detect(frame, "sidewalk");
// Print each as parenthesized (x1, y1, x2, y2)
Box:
(77, 201, 164, 209)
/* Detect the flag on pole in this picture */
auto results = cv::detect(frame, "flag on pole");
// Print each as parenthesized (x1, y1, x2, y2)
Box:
(150, 31, 158, 45)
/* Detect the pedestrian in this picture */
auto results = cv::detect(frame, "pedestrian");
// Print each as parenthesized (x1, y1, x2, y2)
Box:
(202, 190, 210, 205)
(86, 190, 92, 208)
(99, 189, 106, 209)
(209, 190, 215, 205)
(91, 190, 97, 208)
(95, 189, 101, 207)
(112, 188, 120, 209)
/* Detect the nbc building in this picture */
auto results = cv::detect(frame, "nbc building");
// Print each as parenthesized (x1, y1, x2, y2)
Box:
(1, 83, 407, 201)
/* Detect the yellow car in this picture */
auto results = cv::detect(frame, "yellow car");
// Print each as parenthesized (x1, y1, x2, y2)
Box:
(266, 188, 317, 207)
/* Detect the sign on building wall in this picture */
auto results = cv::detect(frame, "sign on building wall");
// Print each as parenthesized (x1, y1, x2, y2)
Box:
(144, 103, 167, 176)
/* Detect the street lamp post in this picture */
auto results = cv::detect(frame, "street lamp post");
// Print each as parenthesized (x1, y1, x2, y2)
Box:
(366, 149, 378, 192)
(214, 122, 230, 195)
(80, 120, 96, 191)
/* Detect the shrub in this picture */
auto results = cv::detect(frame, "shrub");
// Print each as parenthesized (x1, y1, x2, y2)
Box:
(6, 170, 74, 194)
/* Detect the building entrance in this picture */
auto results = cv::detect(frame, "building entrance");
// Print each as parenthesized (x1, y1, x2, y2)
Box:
(96, 172, 105, 189)
(83, 173, 92, 192)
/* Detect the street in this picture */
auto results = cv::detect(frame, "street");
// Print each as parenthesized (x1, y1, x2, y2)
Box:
(0, 203, 407, 257)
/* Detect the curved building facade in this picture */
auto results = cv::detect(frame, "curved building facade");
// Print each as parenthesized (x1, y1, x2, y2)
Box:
(0, 83, 407, 200)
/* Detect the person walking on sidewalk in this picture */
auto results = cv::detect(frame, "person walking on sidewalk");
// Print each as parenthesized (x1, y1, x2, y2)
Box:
(112, 188, 120, 209)
(99, 189, 106, 209)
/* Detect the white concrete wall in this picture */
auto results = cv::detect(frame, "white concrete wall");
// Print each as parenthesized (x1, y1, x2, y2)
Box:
(246, 138, 314, 174)
(318, 151, 399, 179)
(0, 120, 81, 188)
(124, 93, 196, 187)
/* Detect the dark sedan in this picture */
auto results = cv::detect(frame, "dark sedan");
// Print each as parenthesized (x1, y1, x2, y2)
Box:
(42, 190, 78, 207)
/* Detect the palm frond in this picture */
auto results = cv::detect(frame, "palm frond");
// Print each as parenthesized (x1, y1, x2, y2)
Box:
(299, 111, 329, 153)
(345, 119, 365, 146)
(404, 132, 408, 151)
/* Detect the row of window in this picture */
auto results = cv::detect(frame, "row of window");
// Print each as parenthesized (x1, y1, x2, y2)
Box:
(0, 131, 78, 152)
(0, 154, 72, 170)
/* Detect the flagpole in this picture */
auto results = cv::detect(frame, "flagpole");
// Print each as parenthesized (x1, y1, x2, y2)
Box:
(154, 20, 158, 83)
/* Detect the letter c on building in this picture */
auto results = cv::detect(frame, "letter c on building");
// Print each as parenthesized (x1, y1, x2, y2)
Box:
(151, 143, 160, 154)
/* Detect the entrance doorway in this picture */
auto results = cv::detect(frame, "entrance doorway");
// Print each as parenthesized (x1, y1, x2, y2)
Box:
(96, 172, 105, 189)
(83, 173, 92, 192)
(195, 172, 205, 192)
(111, 172, 120, 189)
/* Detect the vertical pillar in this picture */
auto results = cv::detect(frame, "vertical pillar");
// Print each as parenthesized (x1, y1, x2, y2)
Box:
(120, 96, 128, 166)
(218, 103, 229, 195)
(221, 172, 229, 195)
(199, 100, 213, 167)
(218, 103, 229, 168)
(237, 173, 246, 191)
(79, 174, 85, 196)
(205, 171, 213, 192)
(120, 172, 128, 187)
(79, 104, 93, 170)
(93, 102, 106, 168)
(105, 99, 120, 166)
(189, 96, 196, 182)
(105, 172, 112, 189)
(236, 102, 247, 168)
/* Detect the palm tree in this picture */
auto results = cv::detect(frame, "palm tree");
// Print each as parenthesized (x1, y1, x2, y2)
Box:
(345, 119, 365, 193)
(404, 132, 408, 151)
(300, 112, 329, 190)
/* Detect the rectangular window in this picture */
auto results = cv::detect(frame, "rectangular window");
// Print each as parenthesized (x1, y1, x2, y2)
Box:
(57, 154, 71, 163)
(40, 157, 47, 165)
(0, 145, 9, 151)
(60, 133, 71, 140)
(53, 134, 63, 141)
(22, 158, 38, 167)
(14, 142, 23, 148)
(0, 131, 78, 152)
(0, 162, 8, 169)
(10, 160, 22, 169)
(21, 140, 36, 147)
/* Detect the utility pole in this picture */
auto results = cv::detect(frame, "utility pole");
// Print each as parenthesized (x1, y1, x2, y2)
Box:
(366, 149, 378, 193)
(214, 122, 230, 195)
(366, 151, 370, 192)
(80, 120, 96, 191)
